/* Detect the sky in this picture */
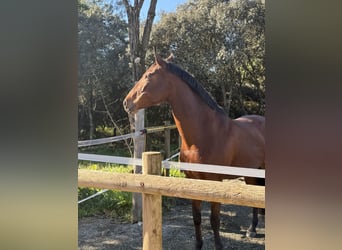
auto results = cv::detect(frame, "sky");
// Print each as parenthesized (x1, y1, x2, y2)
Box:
(140, 0, 188, 21)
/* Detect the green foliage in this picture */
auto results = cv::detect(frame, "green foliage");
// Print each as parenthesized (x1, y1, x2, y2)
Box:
(168, 167, 186, 178)
(95, 126, 114, 136)
(78, 188, 132, 219)
(78, 162, 133, 219)
(79, 124, 133, 156)
(79, 140, 133, 157)
(79, 162, 134, 172)
(151, 0, 265, 118)
(78, 0, 131, 139)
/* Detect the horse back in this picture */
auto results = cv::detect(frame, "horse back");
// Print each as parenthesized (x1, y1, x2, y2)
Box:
(234, 115, 265, 137)
(228, 115, 265, 168)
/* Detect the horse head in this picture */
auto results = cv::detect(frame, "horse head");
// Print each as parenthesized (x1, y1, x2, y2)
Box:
(123, 53, 174, 115)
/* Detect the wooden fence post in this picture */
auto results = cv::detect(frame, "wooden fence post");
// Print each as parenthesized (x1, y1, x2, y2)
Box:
(164, 121, 170, 176)
(142, 152, 162, 250)
(132, 109, 145, 223)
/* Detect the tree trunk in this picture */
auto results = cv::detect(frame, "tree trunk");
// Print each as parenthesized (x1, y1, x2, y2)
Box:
(140, 0, 157, 74)
(127, 8, 140, 82)
(122, 0, 158, 223)
(123, 0, 157, 82)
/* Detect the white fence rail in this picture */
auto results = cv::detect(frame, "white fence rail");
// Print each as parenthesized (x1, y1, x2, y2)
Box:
(78, 153, 265, 179)
(78, 125, 177, 148)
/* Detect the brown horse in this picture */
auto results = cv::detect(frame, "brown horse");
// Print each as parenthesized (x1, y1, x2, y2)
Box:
(123, 53, 265, 250)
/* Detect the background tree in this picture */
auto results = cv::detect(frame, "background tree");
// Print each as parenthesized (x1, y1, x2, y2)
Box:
(150, 0, 265, 118)
(119, 0, 159, 223)
(78, 0, 130, 139)
(121, 0, 158, 82)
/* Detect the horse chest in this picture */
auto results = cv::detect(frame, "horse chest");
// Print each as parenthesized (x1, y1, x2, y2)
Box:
(180, 147, 202, 163)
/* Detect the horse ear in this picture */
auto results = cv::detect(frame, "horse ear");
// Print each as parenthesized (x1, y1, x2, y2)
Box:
(154, 51, 167, 67)
(153, 47, 168, 67)
(165, 53, 174, 62)
(155, 54, 165, 66)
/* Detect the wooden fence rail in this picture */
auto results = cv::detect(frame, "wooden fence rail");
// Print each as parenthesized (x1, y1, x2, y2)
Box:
(78, 169, 265, 208)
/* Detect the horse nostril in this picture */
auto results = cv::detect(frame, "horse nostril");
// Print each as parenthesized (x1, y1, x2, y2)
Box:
(123, 99, 133, 113)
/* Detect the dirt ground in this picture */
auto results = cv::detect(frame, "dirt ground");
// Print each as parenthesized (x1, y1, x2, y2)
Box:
(78, 198, 265, 250)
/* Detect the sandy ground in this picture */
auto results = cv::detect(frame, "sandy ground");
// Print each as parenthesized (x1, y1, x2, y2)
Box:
(79, 198, 265, 250)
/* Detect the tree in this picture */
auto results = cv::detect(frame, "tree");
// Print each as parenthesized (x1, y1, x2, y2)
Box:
(120, 0, 158, 223)
(78, 0, 129, 139)
(122, 0, 158, 82)
(151, 0, 265, 117)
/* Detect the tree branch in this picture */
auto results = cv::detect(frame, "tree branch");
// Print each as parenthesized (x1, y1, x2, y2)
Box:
(99, 90, 133, 157)
(122, 0, 131, 10)
(141, 0, 157, 57)
(136, 0, 144, 12)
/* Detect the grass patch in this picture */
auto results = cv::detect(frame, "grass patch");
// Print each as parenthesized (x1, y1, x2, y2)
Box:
(78, 140, 184, 220)
(78, 162, 133, 220)
(78, 188, 132, 219)
(168, 166, 186, 178)
(78, 162, 186, 219)
(95, 126, 114, 136)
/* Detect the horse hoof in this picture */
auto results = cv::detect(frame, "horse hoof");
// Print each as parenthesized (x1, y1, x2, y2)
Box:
(246, 230, 257, 238)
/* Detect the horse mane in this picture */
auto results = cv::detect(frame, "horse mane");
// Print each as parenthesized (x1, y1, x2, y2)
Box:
(165, 62, 226, 115)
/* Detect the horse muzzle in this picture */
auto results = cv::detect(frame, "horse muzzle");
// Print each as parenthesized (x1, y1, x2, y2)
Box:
(123, 99, 136, 114)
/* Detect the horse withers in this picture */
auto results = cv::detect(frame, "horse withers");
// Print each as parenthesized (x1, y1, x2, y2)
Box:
(123, 52, 265, 250)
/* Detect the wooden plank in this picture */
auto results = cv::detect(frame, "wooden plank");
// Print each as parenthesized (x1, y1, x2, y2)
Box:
(142, 152, 162, 250)
(78, 170, 265, 208)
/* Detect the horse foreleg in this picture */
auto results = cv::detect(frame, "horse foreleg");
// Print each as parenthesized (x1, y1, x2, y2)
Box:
(210, 202, 223, 250)
(192, 200, 203, 249)
(246, 207, 259, 237)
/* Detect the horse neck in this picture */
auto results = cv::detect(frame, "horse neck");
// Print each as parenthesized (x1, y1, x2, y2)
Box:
(167, 77, 228, 147)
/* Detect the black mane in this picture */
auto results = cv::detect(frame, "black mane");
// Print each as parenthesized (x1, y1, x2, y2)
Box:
(165, 62, 226, 115)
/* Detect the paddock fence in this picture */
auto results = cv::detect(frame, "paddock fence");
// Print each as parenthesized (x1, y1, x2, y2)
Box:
(78, 125, 265, 249)
(78, 154, 265, 208)
(78, 152, 265, 250)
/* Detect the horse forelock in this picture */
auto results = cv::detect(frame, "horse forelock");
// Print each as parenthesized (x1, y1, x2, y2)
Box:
(165, 61, 226, 115)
